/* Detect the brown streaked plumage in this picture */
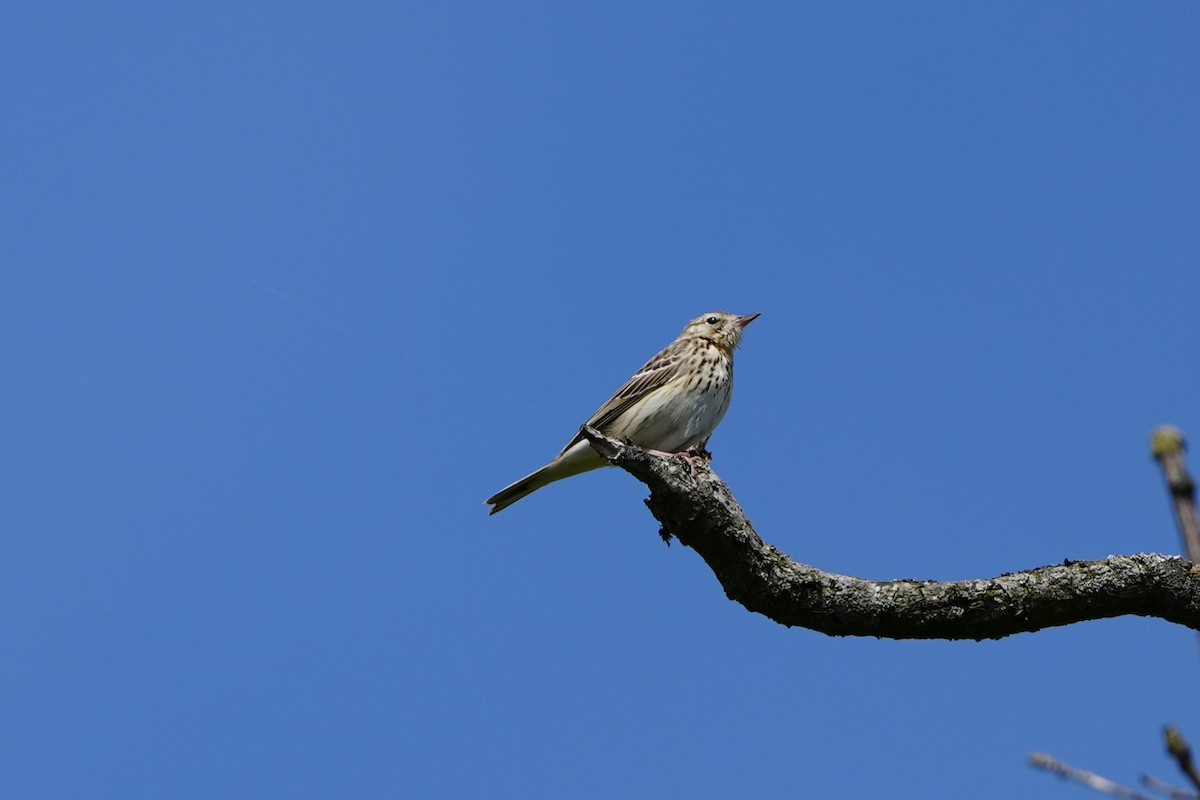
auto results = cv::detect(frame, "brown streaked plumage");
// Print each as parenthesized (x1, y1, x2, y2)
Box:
(485, 311, 760, 514)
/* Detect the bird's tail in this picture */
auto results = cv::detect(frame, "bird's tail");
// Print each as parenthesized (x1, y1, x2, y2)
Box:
(485, 466, 559, 515)
(485, 445, 606, 514)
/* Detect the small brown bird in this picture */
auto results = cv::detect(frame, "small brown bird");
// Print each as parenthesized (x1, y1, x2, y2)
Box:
(486, 311, 760, 514)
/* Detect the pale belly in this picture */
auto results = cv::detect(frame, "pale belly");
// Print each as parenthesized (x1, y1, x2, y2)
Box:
(620, 378, 732, 453)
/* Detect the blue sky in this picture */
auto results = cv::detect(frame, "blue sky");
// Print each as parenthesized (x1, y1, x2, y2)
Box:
(3, 2, 1199, 797)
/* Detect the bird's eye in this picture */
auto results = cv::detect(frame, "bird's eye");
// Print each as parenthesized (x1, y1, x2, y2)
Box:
(706, 316, 719, 324)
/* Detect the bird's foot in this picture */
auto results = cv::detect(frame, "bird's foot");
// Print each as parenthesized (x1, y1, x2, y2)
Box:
(674, 449, 711, 478)
(678, 452, 703, 478)
(644, 447, 710, 478)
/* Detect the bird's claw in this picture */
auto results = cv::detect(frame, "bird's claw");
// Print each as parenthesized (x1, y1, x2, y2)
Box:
(675, 450, 709, 479)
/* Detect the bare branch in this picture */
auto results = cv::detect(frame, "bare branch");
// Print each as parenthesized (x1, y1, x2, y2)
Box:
(1030, 753, 1161, 800)
(1151, 427, 1200, 564)
(582, 427, 1200, 639)
(1149, 426, 1200, 670)
(1141, 773, 1200, 800)
(1165, 727, 1200, 793)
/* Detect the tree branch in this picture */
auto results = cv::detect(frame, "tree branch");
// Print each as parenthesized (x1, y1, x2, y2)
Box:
(1165, 727, 1200, 794)
(1152, 427, 1200, 564)
(1141, 772, 1200, 800)
(581, 427, 1200, 639)
(1029, 753, 1161, 800)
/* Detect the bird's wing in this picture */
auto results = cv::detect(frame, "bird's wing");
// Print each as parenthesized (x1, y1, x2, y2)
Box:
(557, 342, 686, 456)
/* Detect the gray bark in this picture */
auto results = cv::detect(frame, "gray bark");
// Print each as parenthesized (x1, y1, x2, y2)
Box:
(581, 427, 1200, 640)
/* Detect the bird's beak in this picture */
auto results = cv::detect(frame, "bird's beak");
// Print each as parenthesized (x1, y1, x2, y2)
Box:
(735, 312, 761, 328)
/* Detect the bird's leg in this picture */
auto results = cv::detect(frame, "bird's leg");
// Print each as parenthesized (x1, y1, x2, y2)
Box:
(676, 436, 717, 477)
(643, 444, 711, 479)
(674, 450, 708, 478)
(680, 436, 712, 472)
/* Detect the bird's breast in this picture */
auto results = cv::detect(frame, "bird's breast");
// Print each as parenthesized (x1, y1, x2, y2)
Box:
(618, 354, 734, 452)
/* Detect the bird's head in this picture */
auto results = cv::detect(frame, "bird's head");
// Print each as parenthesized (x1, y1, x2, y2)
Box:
(681, 311, 761, 349)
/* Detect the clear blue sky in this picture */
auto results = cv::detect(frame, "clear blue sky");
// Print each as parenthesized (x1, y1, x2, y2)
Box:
(3, 2, 1198, 798)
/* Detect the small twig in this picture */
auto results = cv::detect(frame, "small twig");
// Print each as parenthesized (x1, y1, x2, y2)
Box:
(1151, 427, 1200, 563)
(1150, 427, 1200, 672)
(1165, 727, 1200, 793)
(1030, 753, 1160, 800)
(1141, 772, 1200, 800)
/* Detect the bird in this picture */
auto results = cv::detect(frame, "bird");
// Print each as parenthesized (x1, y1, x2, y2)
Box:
(485, 311, 760, 514)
